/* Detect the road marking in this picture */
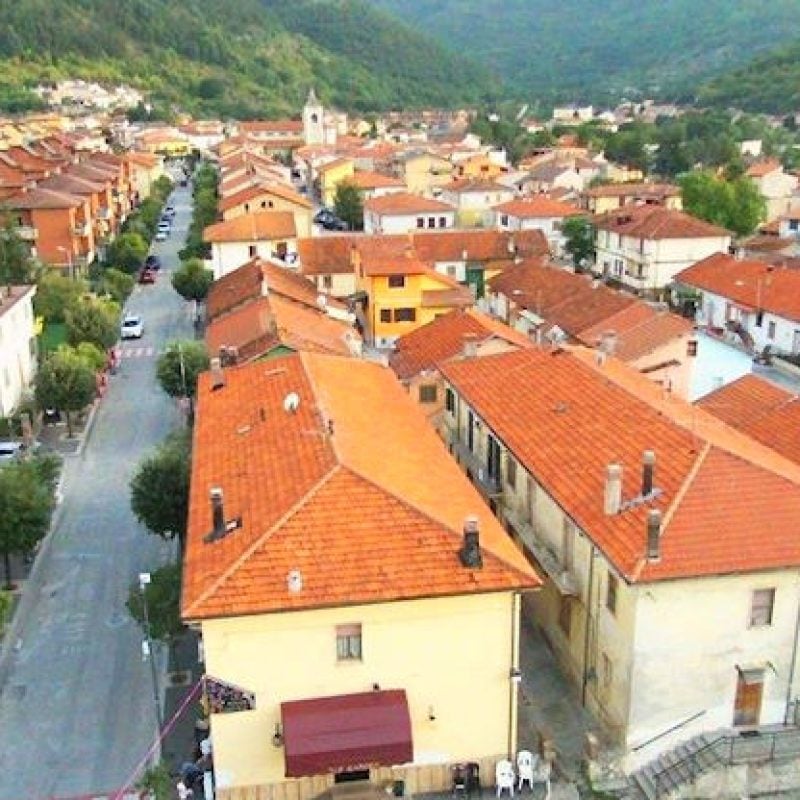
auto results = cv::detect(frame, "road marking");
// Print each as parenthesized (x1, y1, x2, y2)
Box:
(119, 346, 156, 359)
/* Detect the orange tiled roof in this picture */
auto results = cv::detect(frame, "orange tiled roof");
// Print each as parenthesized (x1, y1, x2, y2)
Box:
(420, 286, 474, 308)
(676, 252, 800, 323)
(746, 159, 782, 178)
(441, 348, 800, 583)
(584, 182, 680, 199)
(364, 191, 455, 215)
(40, 174, 104, 196)
(444, 178, 511, 194)
(240, 119, 303, 134)
(203, 212, 296, 243)
(594, 205, 730, 240)
(270, 295, 359, 357)
(182, 353, 539, 620)
(206, 295, 277, 361)
(494, 197, 582, 218)
(317, 157, 352, 174)
(697, 374, 800, 466)
(348, 170, 406, 190)
(6, 187, 83, 209)
(390, 309, 531, 379)
(218, 182, 312, 213)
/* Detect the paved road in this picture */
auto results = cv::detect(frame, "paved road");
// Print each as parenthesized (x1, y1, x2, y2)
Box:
(0, 185, 195, 800)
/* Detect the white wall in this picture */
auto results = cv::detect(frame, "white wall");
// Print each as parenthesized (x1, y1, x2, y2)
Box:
(365, 211, 455, 235)
(211, 239, 298, 280)
(688, 332, 753, 401)
(0, 289, 37, 417)
(496, 213, 565, 257)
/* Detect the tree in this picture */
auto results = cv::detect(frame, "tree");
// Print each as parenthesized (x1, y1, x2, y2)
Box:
(562, 216, 595, 270)
(65, 297, 120, 351)
(156, 341, 210, 401)
(106, 232, 148, 273)
(72, 342, 107, 372)
(100, 267, 135, 305)
(334, 182, 363, 231)
(679, 171, 766, 236)
(0, 215, 36, 286)
(172, 258, 213, 304)
(130, 431, 191, 551)
(35, 348, 97, 436)
(33, 271, 86, 323)
(126, 562, 184, 641)
(0, 460, 53, 588)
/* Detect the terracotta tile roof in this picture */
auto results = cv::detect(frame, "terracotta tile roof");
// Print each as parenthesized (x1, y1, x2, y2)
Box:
(40, 174, 104, 195)
(741, 235, 794, 253)
(390, 309, 531, 380)
(240, 119, 303, 134)
(6, 186, 83, 209)
(746, 159, 782, 178)
(317, 158, 352, 174)
(441, 348, 800, 583)
(0, 285, 36, 320)
(697, 375, 800, 466)
(182, 353, 539, 620)
(203, 212, 296, 243)
(270, 295, 359, 357)
(494, 197, 581, 218)
(206, 295, 277, 361)
(577, 302, 693, 361)
(419, 286, 474, 308)
(364, 192, 455, 215)
(444, 178, 511, 194)
(584, 182, 680, 199)
(594, 205, 730, 240)
(676, 252, 800, 323)
(348, 170, 406, 190)
(126, 151, 160, 168)
(218, 182, 311, 213)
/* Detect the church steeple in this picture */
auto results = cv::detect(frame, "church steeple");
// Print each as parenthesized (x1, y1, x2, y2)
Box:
(303, 87, 324, 145)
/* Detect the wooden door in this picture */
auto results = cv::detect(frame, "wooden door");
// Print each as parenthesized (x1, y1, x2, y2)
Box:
(733, 670, 763, 727)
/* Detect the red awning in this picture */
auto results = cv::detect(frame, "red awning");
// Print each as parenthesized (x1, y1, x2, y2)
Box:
(281, 689, 413, 777)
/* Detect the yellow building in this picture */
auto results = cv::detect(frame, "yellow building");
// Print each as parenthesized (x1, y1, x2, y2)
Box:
(353, 244, 474, 347)
(582, 183, 682, 215)
(393, 150, 453, 195)
(183, 352, 539, 799)
(454, 154, 504, 180)
(317, 157, 355, 207)
(219, 182, 313, 237)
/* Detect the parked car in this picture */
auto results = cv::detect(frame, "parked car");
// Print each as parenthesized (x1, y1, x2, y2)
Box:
(138, 267, 156, 285)
(144, 255, 162, 270)
(322, 216, 349, 231)
(120, 314, 144, 339)
(163, 205, 176, 218)
(155, 229, 168, 242)
(0, 441, 25, 463)
(314, 208, 335, 224)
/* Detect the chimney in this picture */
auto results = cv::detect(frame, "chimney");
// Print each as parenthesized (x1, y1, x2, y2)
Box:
(462, 332, 479, 359)
(210, 488, 225, 537)
(459, 515, 483, 568)
(604, 463, 622, 515)
(646, 509, 662, 561)
(210, 357, 225, 390)
(600, 331, 617, 355)
(642, 450, 655, 496)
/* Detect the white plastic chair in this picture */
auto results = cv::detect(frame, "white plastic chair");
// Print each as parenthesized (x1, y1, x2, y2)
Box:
(516, 750, 537, 791)
(495, 759, 515, 798)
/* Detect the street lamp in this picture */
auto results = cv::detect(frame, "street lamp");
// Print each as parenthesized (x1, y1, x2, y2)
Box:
(139, 572, 164, 739)
(56, 246, 75, 281)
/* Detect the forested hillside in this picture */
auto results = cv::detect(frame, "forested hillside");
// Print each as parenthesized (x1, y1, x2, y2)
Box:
(0, 0, 495, 116)
(697, 40, 800, 114)
(372, 0, 800, 104)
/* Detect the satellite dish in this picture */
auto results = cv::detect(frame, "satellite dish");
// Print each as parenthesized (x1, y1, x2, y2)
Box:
(287, 569, 303, 593)
(283, 392, 300, 413)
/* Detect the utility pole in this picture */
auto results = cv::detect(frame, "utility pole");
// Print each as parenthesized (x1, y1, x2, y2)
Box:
(139, 572, 164, 745)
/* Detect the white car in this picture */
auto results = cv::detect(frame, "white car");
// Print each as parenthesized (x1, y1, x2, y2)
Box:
(120, 315, 143, 339)
(155, 229, 168, 242)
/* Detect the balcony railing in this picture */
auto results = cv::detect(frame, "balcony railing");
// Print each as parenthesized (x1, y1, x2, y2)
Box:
(503, 505, 577, 595)
(15, 225, 38, 241)
(447, 429, 502, 497)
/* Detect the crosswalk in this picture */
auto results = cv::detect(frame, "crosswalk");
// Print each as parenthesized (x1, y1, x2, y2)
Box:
(117, 345, 157, 359)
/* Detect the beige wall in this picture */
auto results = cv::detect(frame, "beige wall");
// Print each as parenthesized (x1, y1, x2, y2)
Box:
(202, 591, 521, 792)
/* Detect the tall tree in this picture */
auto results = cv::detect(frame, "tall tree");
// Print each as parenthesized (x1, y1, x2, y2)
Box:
(33, 271, 86, 323)
(35, 348, 97, 436)
(106, 232, 148, 273)
(0, 460, 54, 588)
(0, 215, 36, 286)
(562, 217, 595, 271)
(333, 182, 363, 231)
(172, 258, 213, 305)
(126, 563, 183, 642)
(66, 297, 120, 351)
(679, 171, 766, 236)
(130, 431, 191, 553)
(156, 340, 210, 401)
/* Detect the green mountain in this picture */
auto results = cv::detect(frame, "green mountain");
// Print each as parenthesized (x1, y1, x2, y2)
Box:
(697, 40, 800, 114)
(0, 0, 495, 117)
(371, 0, 800, 104)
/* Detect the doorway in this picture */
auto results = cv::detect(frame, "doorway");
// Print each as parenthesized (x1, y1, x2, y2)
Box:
(733, 669, 763, 727)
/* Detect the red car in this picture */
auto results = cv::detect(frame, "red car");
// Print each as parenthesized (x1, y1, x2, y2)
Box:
(138, 267, 156, 284)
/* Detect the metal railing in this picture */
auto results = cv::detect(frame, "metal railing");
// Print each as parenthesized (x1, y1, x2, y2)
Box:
(651, 726, 800, 798)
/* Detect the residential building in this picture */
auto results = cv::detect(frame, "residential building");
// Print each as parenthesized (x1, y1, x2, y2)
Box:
(0, 285, 37, 417)
(204, 212, 298, 279)
(594, 206, 731, 295)
(520, 163, 583, 196)
(127, 151, 165, 201)
(317, 158, 355, 207)
(778, 208, 800, 240)
(746, 159, 799, 222)
(182, 353, 539, 797)
(676, 252, 800, 357)
(582, 183, 682, 215)
(363, 192, 456, 235)
(439, 180, 516, 228)
(494, 197, 582, 257)
(453, 153, 505, 180)
(353, 245, 473, 347)
(391, 150, 453, 195)
(440, 346, 800, 771)
(347, 170, 407, 202)
(389, 309, 531, 427)
(218, 183, 312, 238)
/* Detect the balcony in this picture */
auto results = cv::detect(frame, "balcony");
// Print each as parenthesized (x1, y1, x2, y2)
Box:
(446, 428, 502, 497)
(15, 225, 38, 241)
(502, 504, 577, 595)
(73, 222, 90, 237)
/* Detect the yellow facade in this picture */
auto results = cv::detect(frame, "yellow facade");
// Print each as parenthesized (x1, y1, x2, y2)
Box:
(359, 271, 471, 344)
(401, 154, 453, 195)
(223, 191, 312, 238)
(590, 194, 682, 215)
(203, 592, 521, 794)
(455, 155, 503, 180)
(319, 160, 355, 207)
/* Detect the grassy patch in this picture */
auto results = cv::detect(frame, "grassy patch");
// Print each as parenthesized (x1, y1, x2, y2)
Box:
(39, 322, 67, 354)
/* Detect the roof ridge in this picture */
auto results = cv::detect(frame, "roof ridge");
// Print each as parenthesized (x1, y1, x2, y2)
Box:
(339, 463, 536, 584)
(184, 464, 342, 617)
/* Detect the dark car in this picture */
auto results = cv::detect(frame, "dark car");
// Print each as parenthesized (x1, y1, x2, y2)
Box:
(314, 208, 335, 224)
(138, 267, 156, 285)
(145, 255, 162, 270)
(322, 216, 349, 231)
